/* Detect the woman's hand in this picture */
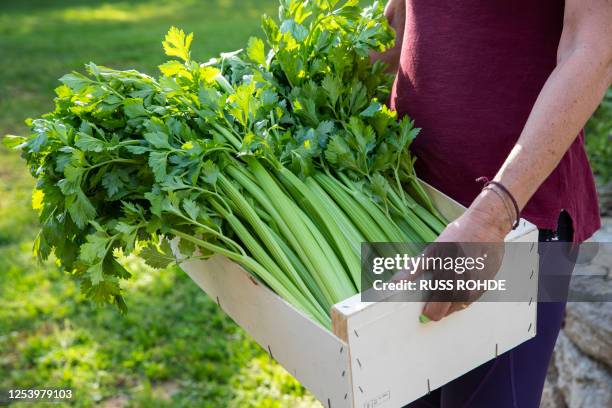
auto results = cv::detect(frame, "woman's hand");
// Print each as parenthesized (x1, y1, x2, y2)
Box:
(419, 188, 512, 322)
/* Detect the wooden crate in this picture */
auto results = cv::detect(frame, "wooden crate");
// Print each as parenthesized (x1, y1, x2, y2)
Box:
(177, 182, 539, 408)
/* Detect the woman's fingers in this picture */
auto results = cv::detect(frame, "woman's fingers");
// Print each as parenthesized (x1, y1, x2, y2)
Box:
(421, 301, 453, 322)
(421, 300, 473, 323)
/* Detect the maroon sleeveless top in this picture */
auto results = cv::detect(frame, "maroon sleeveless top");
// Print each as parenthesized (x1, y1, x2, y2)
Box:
(390, 0, 600, 242)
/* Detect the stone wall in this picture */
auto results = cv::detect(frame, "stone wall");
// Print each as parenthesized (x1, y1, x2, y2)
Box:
(541, 218, 612, 407)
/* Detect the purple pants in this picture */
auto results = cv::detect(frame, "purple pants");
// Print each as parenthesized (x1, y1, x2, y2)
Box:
(406, 212, 575, 408)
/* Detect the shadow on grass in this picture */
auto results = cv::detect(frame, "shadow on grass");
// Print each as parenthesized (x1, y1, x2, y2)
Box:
(0, 0, 276, 135)
(0, 248, 262, 405)
(0, 1, 321, 405)
(0, 0, 268, 20)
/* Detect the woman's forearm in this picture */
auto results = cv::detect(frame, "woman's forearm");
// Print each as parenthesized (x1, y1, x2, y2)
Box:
(494, 45, 611, 211)
(470, 0, 612, 231)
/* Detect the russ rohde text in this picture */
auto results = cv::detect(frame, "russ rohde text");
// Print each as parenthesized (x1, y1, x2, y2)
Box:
(372, 279, 507, 292)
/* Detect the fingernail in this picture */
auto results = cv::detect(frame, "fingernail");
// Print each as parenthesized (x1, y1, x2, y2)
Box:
(419, 314, 430, 324)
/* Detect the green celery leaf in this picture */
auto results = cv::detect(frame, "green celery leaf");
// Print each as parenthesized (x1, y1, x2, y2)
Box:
(162, 26, 193, 61)
(2, 134, 26, 149)
(182, 198, 200, 220)
(80, 233, 110, 263)
(246, 37, 266, 65)
(144, 131, 171, 149)
(87, 262, 105, 285)
(123, 98, 148, 118)
(360, 100, 382, 117)
(67, 190, 97, 229)
(140, 240, 175, 269)
(75, 133, 105, 152)
(148, 152, 168, 182)
(321, 75, 341, 106)
(59, 72, 90, 91)
(158, 60, 189, 77)
(280, 19, 308, 42)
(201, 160, 219, 184)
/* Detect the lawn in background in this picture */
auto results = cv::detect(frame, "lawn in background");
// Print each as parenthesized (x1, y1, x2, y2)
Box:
(0, 0, 320, 406)
(1, 1, 610, 407)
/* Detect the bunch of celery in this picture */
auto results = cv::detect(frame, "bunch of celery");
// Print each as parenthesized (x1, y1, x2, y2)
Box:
(211, 0, 446, 240)
(5, 0, 445, 328)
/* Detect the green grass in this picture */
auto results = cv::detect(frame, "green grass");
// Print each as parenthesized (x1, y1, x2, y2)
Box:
(1, 1, 609, 407)
(0, 0, 321, 406)
(0, 0, 274, 136)
(585, 89, 611, 183)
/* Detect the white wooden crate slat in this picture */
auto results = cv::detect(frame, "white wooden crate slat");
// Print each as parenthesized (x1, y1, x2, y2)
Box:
(177, 180, 539, 408)
(344, 262, 537, 407)
(180, 254, 353, 408)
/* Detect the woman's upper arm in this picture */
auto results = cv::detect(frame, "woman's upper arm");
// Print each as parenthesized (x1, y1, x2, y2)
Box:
(558, 0, 612, 81)
(371, 0, 406, 72)
(385, 0, 406, 40)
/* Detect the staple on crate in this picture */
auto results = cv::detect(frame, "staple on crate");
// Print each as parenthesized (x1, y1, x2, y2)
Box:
(216, 296, 221, 307)
(248, 275, 259, 286)
(327, 398, 331, 408)
(267, 345, 274, 360)
(427, 378, 431, 394)
(358, 386, 364, 394)
(528, 323, 533, 332)
(339, 346, 343, 354)
(356, 358, 362, 368)
(353, 329, 359, 338)
(495, 343, 498, 357)
(344, 393, 348, 400)
(341, 370, 345, 377)
(529, 297, 533, 306)
(530, 269, 534, 279)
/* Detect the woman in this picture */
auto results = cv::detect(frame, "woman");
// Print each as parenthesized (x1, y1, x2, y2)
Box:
(373, 0, 611, 406)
